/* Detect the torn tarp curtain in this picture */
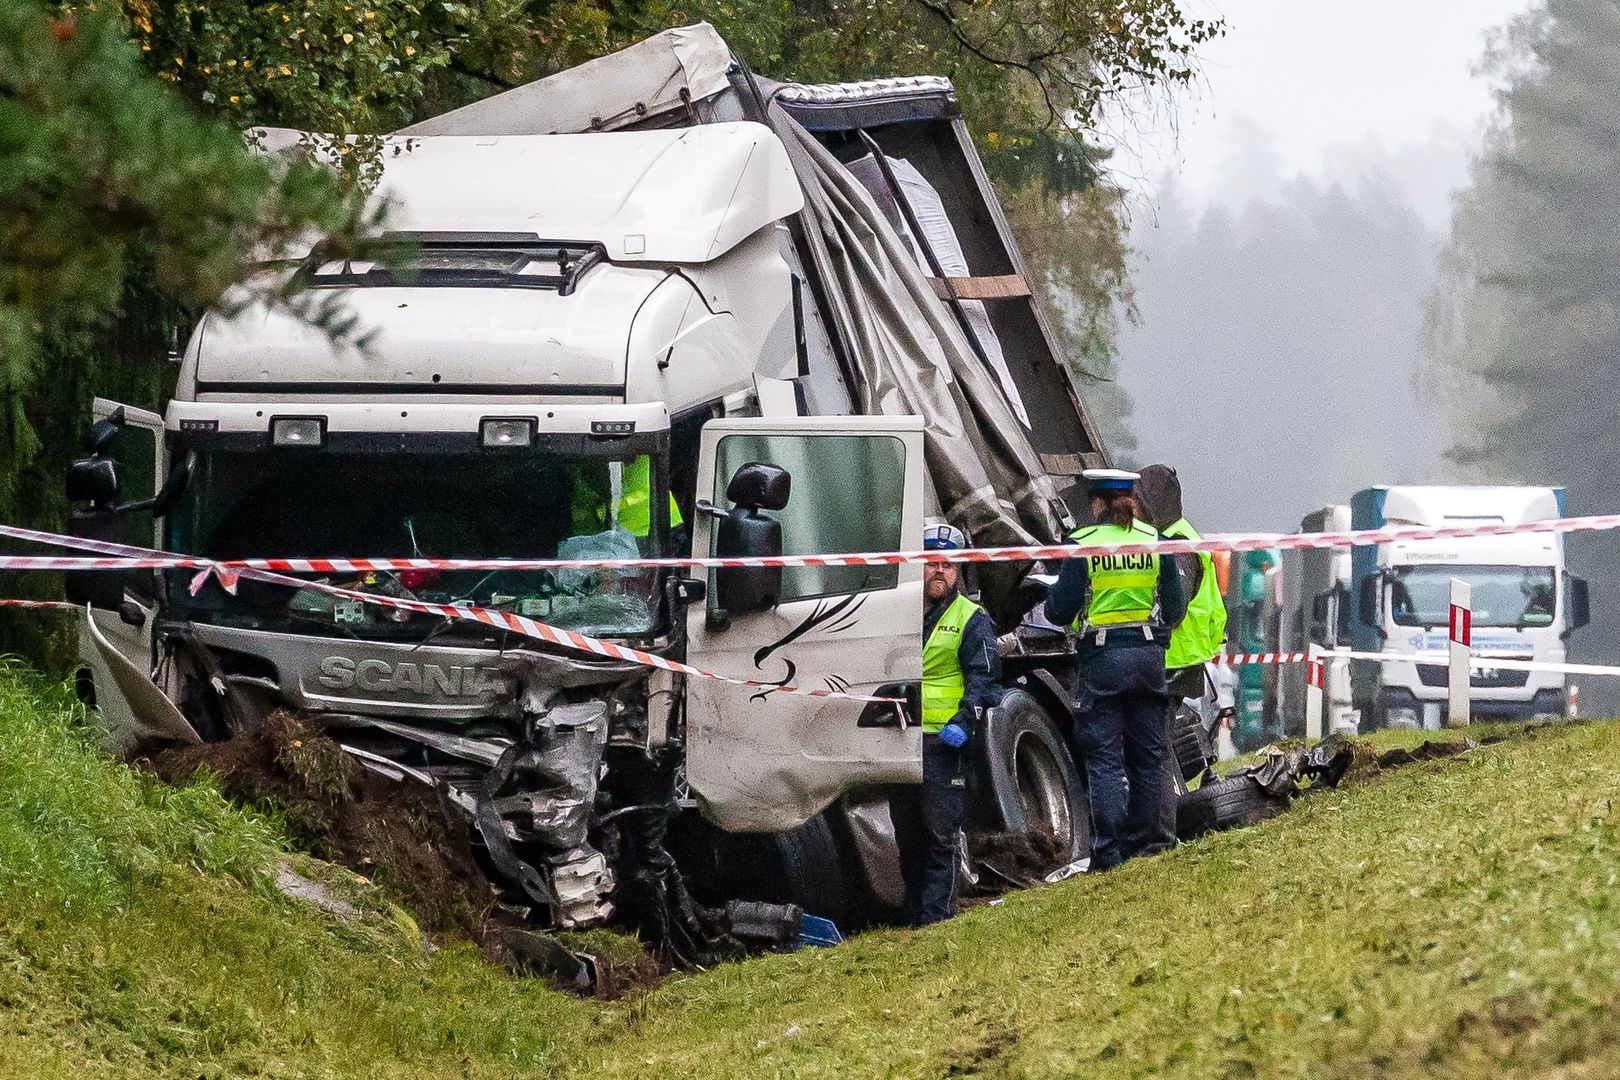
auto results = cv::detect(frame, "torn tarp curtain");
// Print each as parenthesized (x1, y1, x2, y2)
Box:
(752, 88, 1064, 558)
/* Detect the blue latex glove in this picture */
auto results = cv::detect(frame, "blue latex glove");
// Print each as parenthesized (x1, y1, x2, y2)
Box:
(938, 722, 969, 748)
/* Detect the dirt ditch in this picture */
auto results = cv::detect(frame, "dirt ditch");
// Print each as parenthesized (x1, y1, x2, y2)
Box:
(142, 709, 671, 999)
(145, 709, 500, 938)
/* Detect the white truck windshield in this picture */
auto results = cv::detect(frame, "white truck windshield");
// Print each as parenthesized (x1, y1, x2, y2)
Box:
(167, 446, 668, 638)
(1389, 564, 1557, 629)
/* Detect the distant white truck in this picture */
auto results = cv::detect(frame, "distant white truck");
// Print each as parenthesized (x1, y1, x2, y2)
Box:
(1284, 486, 1589, 730)
(1277, 506, 1358, 736)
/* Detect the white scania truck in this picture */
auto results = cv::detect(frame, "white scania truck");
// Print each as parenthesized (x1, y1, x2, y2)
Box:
(65, 25, 1105, 946)
(1279, 486, 1589, 731)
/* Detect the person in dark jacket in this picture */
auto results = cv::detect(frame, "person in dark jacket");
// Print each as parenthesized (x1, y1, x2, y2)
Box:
(1135, 463, 1231, 848)
(1044, 470, 1185, 870)
(899, 522, 1001, 925)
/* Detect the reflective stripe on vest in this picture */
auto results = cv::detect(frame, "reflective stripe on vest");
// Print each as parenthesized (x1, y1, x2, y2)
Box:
(921, 592, 982, 733)
(1164, 517, 1228, 668)
(1068, 521, 1161, 631)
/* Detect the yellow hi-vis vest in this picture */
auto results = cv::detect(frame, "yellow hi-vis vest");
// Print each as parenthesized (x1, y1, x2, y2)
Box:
(616, 455, 683, 537)
(1067, 520, 1162, 632)
(1163, 517, 1227, 668)
(572, 456, 684, 538)
(921, 592, 983, 733)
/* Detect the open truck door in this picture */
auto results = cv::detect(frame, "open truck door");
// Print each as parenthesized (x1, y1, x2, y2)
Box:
(685, 415, 924, 831)
(69, 399, 199, 752)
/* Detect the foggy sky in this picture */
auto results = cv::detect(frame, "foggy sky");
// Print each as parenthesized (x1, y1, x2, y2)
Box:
(1105, 0, 1534, 532)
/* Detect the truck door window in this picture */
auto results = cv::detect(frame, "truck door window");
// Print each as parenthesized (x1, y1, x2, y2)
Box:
(712, 433, 906, 603)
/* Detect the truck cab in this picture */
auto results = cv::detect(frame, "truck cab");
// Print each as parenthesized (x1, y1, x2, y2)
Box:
(1346, 485, 1589, 726)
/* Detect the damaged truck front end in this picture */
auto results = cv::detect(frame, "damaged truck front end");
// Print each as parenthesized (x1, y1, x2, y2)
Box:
(204, 627, 643, 930)
(68, 399, 733, 947)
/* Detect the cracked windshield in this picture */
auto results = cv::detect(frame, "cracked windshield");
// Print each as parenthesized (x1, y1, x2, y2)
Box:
(168, 447, 668, 637)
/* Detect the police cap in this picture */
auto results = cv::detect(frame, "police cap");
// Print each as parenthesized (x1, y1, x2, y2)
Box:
(1082, 468, 1141, 494)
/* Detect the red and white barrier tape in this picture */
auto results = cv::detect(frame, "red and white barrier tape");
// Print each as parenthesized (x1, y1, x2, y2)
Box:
(1326, 649, 1620, 678)
(0, 599, 79, 611)
(0, 527, 903, 703)
(1220, 647, 1620, 679)
(225, 565, 904, 704)
(1217, 653, 1310, 666)
(11, 513, 1620, 703)
(8, 513, 1620, 578)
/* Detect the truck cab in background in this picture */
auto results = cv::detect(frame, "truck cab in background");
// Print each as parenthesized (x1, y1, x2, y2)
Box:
(1279, 505, 1359, 736)
(1345, 486, 1588, 728)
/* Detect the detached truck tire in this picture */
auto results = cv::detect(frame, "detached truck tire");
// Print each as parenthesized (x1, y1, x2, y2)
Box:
(1176, 774, 1285, 840)
(974, 689, 1091, 864)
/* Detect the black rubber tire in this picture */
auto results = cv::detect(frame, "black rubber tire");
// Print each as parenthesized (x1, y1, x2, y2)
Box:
(1171, 704, 1212, 783)
(669, 812, 853, 927)
(1176, 774, 1286, 840)
(772, 814, 852, 925)
(973, 688, 1091, 864)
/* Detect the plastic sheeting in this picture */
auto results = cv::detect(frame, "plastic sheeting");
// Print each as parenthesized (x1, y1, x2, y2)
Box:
(843, 153, 1031, 429)
(749, 83, 1066, 612)
(398, 23, 735, 136)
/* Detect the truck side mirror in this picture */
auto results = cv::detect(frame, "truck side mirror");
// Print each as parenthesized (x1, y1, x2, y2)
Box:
(1358, 574, 1380, 629)
(66, 455, 121, 508)
(67, 407, 128, 508)
(1567, 575, 1590, 635)
(712, 463, 790, 615)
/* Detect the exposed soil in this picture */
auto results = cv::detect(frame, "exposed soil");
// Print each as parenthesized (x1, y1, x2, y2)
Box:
(1373, 740, 1474, 769)
(144, 708, 503, 942)
(968, 829, 1069, 893)
(585, 941, 669, 1002)
(142, 708, 668, 997)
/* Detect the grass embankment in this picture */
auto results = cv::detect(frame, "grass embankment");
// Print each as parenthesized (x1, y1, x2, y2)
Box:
(5, 660, 1620, 1077)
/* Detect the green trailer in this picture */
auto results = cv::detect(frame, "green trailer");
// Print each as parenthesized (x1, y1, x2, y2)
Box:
(1224, 548, 1281, 751)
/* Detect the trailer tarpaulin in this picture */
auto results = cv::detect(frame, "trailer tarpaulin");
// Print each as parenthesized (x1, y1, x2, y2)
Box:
(749, 84, 1066, 573)
(398, 24, 735, 136)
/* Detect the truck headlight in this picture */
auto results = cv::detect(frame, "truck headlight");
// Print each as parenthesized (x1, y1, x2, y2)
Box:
(481, 418, 535, 448)
(271, 417, 325, 447)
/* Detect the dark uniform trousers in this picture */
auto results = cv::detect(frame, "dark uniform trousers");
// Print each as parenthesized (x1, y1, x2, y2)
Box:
(1075, 640, 1171, 870)
(896, 732, 968, 926)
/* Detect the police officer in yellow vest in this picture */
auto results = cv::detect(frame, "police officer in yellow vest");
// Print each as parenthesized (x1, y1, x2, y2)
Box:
(1135, 464, 1227, 681)
(1044, 469, 1185, 870)
(902, 522, 1001, 925)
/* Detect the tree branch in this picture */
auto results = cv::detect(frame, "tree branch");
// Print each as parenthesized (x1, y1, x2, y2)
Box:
(907, 0, 1063, 128)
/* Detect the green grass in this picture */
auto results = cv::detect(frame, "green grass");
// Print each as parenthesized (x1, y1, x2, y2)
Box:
(5, 658, 1620, 1077)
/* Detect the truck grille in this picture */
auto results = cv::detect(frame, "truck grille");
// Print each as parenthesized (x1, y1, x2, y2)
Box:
(1415, 661, 1529, 689)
